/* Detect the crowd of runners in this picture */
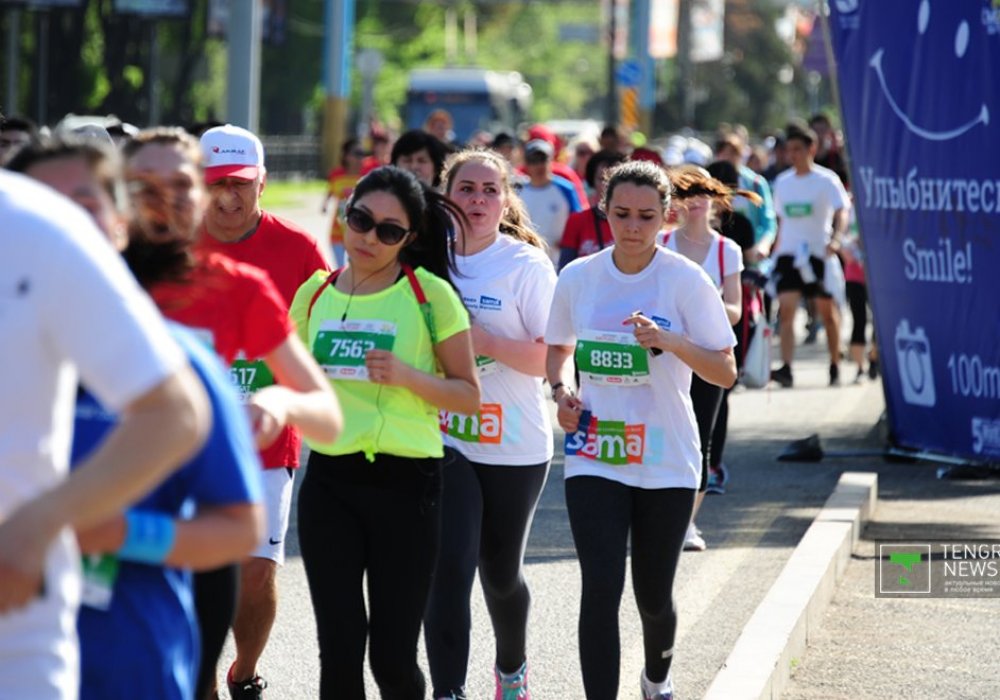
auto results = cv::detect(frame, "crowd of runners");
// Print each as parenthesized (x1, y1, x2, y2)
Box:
(0, 106, 874, 700)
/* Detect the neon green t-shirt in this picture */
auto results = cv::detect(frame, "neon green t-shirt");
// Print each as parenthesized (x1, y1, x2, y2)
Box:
(290, 267, 470, 460)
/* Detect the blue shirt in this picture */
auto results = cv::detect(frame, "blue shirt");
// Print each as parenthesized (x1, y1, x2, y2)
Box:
(73, 324, 262, 700)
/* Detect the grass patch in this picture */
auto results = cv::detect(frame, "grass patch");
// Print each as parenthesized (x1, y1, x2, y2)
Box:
(260, 179, 327, 210)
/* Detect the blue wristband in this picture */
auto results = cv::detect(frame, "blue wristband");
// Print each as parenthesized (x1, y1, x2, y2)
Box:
(118, 510, 176, 564)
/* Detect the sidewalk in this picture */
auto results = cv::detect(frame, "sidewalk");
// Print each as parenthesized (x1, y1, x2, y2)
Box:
(783, 459, 1000, 699)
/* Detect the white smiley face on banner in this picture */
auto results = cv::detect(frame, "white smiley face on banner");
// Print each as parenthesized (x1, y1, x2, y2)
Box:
(869, 0, 990, 141)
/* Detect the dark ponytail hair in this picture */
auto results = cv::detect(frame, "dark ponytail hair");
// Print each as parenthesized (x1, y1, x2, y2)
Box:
(347, 165, 467, 289)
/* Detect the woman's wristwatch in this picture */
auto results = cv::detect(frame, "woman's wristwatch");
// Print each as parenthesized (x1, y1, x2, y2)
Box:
(551, 382, 573, 402)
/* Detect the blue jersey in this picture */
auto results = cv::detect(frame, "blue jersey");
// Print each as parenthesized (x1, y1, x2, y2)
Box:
(72, 324, 262, 700)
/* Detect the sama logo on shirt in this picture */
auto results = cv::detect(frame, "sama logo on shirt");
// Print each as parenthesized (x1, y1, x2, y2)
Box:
(651, 315, 672, 331)
(564, 410, 645, 466)
(440, 404, 502, 444)
(479, 295, 502, 310)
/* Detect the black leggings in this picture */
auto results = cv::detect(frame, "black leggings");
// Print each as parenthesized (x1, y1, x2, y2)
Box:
(690, 373, 724, 491)
(710, 386, 732, 470)
(846, 281, 868, 346)
(424, 449, 549, 695)
(565, 477, 694, 699)
(298, 451, 443, 700)
(193, 564, 240, 700)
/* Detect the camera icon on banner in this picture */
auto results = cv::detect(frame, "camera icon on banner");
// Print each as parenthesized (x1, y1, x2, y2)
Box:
(895, 319, 936, 407)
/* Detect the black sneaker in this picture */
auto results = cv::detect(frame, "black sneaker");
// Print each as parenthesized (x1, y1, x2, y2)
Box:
(771, 364, 793, 388)
(868, 358, 879, 379)
(804, 320, 819, 345)
(829, 363, 840, 386)
(228, 671, 268, 700)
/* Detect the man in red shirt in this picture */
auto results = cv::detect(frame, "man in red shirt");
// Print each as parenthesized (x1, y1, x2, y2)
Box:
(198, 124, 331, 698)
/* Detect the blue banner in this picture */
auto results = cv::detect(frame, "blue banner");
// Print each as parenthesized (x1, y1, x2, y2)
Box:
(828, 0, 1000, 463)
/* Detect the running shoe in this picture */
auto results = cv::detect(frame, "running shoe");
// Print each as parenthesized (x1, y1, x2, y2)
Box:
(771, 364, 793, 388)
(706, 466, 726, 494)
(227, 665, 268, 700)
(640, 670, 675, 700)
(495, 662, 530, 700)
(868, 357, 879, 379)
(829, 362, 840, 386)
(683, 523, 706, 552)
(804, 320, 819, 345)
(436, 693, 468, 700)
(854, 367, 864, 384)
(715, 461, 730, 486)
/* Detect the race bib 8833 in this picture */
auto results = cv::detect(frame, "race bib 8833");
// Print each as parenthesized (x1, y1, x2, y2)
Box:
(575, 330, 651, 386)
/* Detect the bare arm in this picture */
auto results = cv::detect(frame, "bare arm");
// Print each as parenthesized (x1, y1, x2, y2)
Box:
(827, 207, 849, 254)
(472, 324, 548, 377)
(626, 315, 737, 388)
(546, 344, 584, 433)
(250, 334, 344, 448)
(0, 366, 209, 613)
(365, 330, 481, 415)
(77, 503, 263, 572)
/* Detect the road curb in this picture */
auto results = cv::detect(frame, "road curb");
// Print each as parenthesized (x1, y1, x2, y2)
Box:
(702, 470, 878, 700)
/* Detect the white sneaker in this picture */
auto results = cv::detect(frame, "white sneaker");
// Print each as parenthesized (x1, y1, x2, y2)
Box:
(640, 670, 675, 700)
(683, 523, 706, 552)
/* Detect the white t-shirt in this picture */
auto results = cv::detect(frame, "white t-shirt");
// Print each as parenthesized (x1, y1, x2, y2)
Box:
(772, 165, 849, 258)
(442, 235, 557, 465)
(0, 172, 184, 700)
(660, 231, 745, 290)
(519, 179, 579, 261)
(545, 247, 736, 489)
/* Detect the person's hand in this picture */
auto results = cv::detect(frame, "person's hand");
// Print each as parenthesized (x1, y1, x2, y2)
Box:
(76, 514, 127, 555)
(248, 386, 291, 449)
(555, 390, 584, 433)
(0, 504, 59, 614)
(746, 244, 767, 264)
(623, 313, 675, 354)
(469, 324, 495, 356)
(825, 239, 842, 257)
(365, 350, 413, 388)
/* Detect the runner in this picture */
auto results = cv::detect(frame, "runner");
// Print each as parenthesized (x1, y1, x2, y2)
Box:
(391, 129, 449, 188)
(122, 127, 342, 700)
(10, 135, 267, 700)
(660, 166, 755, 551)
(0, 168, 209, 700)
(321, 137, 365, 264)
(545, 160, 737, 700)
(196, 124, 337, 700)
(769, 124, 850, 388)
(426, 149, 557, 700)
(290, 165, 479, 699)
(557, 149, 625, 270)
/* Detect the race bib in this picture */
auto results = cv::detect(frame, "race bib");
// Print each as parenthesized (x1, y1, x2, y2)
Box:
(476, 355, 499, 377)
(784, 202, 814, 218)
(81, 554, 120, 611)
(313, 319, 397, 381)
(575, 330, 651, 386)
(230, 358, 274, 402)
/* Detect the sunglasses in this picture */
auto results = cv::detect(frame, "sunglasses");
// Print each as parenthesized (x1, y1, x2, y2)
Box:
(345, 208, 411, 245)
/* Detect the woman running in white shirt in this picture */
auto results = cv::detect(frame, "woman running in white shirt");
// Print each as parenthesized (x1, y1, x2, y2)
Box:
(425, 148, 557, 700)
(545, 160, 737, 700)
(661, 166, 757, 551)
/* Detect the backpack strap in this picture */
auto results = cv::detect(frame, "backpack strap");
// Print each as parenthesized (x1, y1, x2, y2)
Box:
(401, 263, 438, 345)
(591, 208, 605, 250)
(718, 236, 725, 285)
(307, 267, 344, 320)
(306, 264, 437, 345)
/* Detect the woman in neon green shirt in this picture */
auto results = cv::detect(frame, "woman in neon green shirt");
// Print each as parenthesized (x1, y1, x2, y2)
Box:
(290, 166, 480, 699)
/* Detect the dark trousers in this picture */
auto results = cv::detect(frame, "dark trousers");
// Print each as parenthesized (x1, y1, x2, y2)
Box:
(565, 476, 695, 700)
(690, 374, 724, 491)
(424, 448, 549, 695)
(298, 451, 442, 700)
(193, 564, 239, 700)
